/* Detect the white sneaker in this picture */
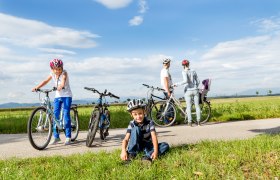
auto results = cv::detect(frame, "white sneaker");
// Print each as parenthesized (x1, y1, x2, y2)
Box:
(64, 138, 71, 145)
(50, 138, 61, 145)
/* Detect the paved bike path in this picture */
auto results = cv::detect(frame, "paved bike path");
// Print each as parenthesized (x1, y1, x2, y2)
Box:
(0, 118, 279, 160)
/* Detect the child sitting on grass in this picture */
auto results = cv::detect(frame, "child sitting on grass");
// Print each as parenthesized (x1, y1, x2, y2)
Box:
(120, 99, 169, 164)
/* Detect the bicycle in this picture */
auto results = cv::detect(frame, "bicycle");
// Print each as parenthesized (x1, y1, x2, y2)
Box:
(84, 87, 119, 147)
(150, 87, 211, 127)
(142, 84, 166, 117)
(27, 87, 79, 150)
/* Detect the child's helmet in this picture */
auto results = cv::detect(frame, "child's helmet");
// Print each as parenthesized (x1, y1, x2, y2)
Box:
(127, 99, 146, 112)
(163, 58, 171, 64)
(50, 59, 63, 69)
(182, 59, 189, 66)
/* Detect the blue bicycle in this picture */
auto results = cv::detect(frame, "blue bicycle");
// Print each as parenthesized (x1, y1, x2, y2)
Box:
(27, 87, 79, 150)
(84, 87, 119, 147)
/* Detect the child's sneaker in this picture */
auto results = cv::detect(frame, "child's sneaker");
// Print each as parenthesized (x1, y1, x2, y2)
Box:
(50, 138, 61, 145)
(141, 156, 152, 165)
(64, 138, 71, 145)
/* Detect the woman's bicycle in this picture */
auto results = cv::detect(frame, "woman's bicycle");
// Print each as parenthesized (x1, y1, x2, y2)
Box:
(150, 87, 211, 127)
(84, 87, 119, 147)
(27, 87, 79, 150)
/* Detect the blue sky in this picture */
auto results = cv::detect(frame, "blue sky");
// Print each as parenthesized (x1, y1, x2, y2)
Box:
(0, 0, 280, 104)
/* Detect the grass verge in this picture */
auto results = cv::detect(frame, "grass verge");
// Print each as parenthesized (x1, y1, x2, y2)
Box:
(0, 134, 279, 179)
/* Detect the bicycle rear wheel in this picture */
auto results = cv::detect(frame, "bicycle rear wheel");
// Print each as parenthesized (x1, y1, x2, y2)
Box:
(86, 109, 100, 147)
(200, 101, 211, 123)
(150, 101, 176, 127)
(191, 101, 211, 124)
(27, 107, 52, 150)
(70, 107, 79, 141)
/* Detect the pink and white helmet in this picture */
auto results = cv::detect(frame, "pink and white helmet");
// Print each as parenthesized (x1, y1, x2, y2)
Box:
(50, 59, 63, 69)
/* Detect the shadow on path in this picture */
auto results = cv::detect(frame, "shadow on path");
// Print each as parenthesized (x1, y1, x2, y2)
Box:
(249, 126, 280, 135)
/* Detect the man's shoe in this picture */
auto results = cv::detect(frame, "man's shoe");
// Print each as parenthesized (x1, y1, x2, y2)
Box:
(197, 122, 201, 126)
(50, 138, 61, 145)
(64, 138, 71, 145)
(187, 122, 192, 127)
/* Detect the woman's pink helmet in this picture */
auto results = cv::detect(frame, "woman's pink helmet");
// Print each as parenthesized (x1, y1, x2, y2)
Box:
(50, 59, 63, 69)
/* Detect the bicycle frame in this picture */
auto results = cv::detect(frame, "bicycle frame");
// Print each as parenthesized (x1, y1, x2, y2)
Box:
(38, 89, 64, 130)
(166, 94, 186, 116)
(94, 95, 110, 129)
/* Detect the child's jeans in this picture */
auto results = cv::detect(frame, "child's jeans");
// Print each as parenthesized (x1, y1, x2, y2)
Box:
(53, 97, 72, 139)
(127, 126, 169, 158)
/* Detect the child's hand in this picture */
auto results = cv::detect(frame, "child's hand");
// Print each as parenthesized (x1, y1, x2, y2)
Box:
(151, 151, 158, 160)
(120, 151, 128, 161)
(32, 87, 37, 92)
(57, 86, 64, 91)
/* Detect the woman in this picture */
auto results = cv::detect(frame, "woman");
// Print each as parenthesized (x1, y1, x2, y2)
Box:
(174, 59, 201, 126)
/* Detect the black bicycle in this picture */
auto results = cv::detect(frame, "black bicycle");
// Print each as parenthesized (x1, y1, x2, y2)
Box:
(84, 87, 119, 147)
(142, 84, 165, 117)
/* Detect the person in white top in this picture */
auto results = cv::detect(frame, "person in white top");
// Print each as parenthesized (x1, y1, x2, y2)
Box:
(173, 59, 201, 126)
(160, 58, 173, 98)
(32, 59, 73, 145)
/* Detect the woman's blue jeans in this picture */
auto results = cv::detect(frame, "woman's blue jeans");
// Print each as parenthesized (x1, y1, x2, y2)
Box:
(127, 126, 169, 158)
(53, 97, 72, 138)
(184, 89, 201, 122)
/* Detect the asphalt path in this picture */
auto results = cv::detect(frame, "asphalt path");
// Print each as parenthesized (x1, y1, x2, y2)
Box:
(0, 118, 279, 160)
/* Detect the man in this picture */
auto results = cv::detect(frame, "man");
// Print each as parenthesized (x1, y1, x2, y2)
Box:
(160, 58, 173, 98)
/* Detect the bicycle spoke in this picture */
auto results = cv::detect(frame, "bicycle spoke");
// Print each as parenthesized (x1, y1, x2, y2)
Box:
(151, 101, 176, 127)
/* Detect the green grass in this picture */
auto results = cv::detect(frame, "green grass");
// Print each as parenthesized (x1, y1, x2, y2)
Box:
(1, 96, 280, 134)
(1, 134, 279, 179)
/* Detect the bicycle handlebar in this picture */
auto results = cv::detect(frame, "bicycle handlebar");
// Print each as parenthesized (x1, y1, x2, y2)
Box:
(142, 84, 165, 91)
(34, 87, 57, 93)
(84, 87, 120, 99)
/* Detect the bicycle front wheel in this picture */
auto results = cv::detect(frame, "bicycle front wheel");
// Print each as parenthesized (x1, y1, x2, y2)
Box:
(150, 101, 176, 127)
(86, 109, 100, 147)
(70, 107, 79, 141)
(27, 107, 52, 150)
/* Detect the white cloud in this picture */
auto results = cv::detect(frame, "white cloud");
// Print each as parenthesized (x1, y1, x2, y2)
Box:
(196, 27, 280, 96)
(0, 13, 99, 49)
(252, 16, 280, 33)
(129, 16, 143, 26)
(139, 0, 148, 14)
(38, 48, 76, 55)
(94, 0, 132, 9)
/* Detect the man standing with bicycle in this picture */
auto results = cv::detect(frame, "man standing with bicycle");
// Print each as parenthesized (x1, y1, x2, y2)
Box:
(160, 58, 175, 124)
(160, 58, 173, 98)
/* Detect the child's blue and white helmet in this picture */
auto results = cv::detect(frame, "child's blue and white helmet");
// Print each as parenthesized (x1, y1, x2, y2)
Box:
(127, 99, 146, 112)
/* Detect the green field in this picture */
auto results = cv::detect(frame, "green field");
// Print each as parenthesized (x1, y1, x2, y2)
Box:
(1, 96, 280, 134)
(1, 134, 279, 179)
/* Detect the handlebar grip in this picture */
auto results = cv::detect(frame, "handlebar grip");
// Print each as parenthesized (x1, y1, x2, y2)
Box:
(112, 95, 120, 99)
(142, 84, 149, 87)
